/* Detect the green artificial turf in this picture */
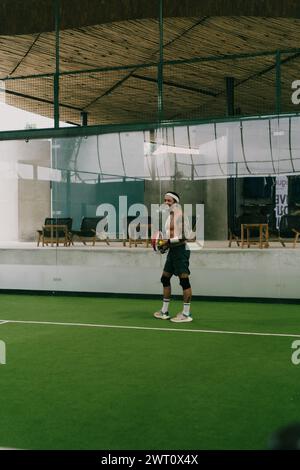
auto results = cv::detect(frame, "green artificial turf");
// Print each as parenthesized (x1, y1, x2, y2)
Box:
(0, 294, 299, 450)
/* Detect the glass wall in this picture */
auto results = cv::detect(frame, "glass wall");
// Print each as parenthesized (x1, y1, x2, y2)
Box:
(1, 115, 300, 243)
(52, 134, 146, 235)
(0, 115, 300, 297)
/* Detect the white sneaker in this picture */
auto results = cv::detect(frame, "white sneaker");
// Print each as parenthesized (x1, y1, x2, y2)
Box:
(154, 311, 170, 320)
(170, 313, 193, 323)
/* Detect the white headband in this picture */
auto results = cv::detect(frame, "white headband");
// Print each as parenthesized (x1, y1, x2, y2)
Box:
(165, 192, 179, 203)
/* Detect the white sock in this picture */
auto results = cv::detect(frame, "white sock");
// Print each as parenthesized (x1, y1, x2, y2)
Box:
(183, 303, 191, 316)
(162, 299, 170, 313)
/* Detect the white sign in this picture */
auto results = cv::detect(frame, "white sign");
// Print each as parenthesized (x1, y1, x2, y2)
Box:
(275, 176, 288, 229)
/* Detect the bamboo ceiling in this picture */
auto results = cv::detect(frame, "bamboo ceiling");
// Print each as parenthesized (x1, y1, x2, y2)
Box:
(1, 16, 300, 126)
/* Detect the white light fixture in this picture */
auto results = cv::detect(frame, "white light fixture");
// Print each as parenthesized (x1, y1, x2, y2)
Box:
(152, 145, 200, 155)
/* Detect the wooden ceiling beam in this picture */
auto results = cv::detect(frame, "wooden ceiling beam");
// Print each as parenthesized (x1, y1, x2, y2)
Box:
(131, 74, 218, 97)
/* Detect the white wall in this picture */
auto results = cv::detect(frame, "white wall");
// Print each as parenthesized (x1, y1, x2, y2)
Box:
(0, 173, 18, 241)
(0, 144, 19, 240)
(0, 140, 51, 241)
(0, 247, 298, 299)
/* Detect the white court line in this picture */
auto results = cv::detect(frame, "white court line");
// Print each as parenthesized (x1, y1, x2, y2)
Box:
(0, 321, 9, 325)
(0, 319, 300, 338)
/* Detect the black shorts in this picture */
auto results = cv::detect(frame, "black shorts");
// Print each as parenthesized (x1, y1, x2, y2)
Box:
(163, 244, 190, 276)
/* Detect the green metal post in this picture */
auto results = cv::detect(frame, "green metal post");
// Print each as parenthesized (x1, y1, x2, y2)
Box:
(225, 76, 236, 238)
(226, 77, 235, 117)
(54, 0, 60, 128)
(276, 50, 281, 115)
(66, 169, 71, 216)
(81, 111, 88, 126)
(158, 0, 164, 122)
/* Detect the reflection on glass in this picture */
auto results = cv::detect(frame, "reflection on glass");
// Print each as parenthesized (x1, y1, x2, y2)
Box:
(0, 115, 299, 246)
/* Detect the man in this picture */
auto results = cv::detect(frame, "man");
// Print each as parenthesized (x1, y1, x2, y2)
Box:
(268, 422, 300, 449)
(154, 191, 193, 323)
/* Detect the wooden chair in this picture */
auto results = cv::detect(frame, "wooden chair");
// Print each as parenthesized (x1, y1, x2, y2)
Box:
(228, 214, 268, 247)
(184, 215, 198, 242)
(37, 218, 73, 247)
(278, 215, 300, 248)
(121, 216, 135, 246)
(129, 216, 152, 248)
(229, 215, 244, 247)
(70, 216, 110, 246)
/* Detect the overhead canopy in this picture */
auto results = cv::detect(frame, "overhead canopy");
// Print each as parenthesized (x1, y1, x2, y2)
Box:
(0, 12, 300, 126)
(1, 1, 300, 36)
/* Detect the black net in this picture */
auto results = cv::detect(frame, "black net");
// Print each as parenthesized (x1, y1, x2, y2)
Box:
(163, 55, 277, 121)
(0, 76, 54, 129)
(59, 66, 158, 125)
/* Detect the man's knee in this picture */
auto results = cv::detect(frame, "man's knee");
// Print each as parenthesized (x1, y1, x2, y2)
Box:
(161, 274, 171, 287)
(179, 276, 191, 290)
(161, 276, 171, 287)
